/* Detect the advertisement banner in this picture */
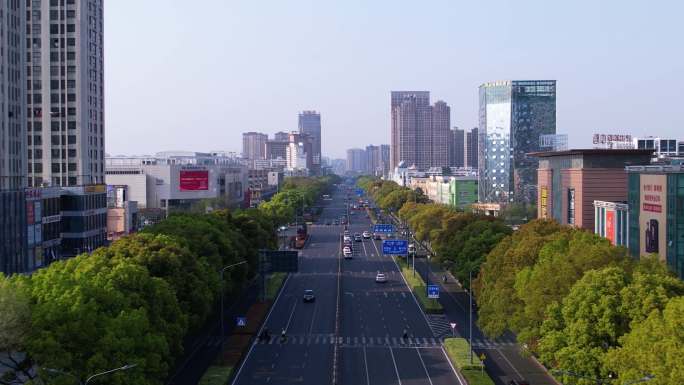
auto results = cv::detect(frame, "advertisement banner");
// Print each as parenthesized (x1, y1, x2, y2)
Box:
(640, 175, 667, 259)
(179, 170, 209, 191)
(606, 210, 615, 245)
(540, 186, 548, 219)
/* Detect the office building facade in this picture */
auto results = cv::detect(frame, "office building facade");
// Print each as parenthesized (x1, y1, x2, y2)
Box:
(26, 0, 105, 187)
(479, 80, 557, 204)
(242, 132, 268, 160)
(346, 148, 366, 173)
(465, 127, 478, 169)
(298, 111, 321, 174)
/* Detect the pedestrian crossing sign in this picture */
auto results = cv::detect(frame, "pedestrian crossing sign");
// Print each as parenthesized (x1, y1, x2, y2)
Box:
(480, 353, 486, 361)
(236, 317, 247, 327)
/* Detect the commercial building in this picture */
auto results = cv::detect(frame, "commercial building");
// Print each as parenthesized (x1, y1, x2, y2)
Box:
(633, 136, 683, 161)
(106, 185, 138, 242)
(478, 80, 557, 205)
(26, 0, 105, 187)
(465, 127, 478, 169)
(534, 149, 652, 229)
(391, 91, 451, 171)
(242, 132, 268, 160)
(627, 165, 684, 279)
(594, 200, 629, 247)
(298, 111, 321, 174)
(265, 139, 288, 160)
(106, 152, 247, 212)
(407, 174, 478, 209)
(448, 128, 465, 168)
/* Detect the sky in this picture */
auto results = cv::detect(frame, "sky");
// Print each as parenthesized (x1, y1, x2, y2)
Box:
(105, 0, 684, 159)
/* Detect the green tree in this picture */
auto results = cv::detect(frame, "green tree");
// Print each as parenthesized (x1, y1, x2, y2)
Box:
(0, 276, 35, 384)
(605, 297, 684, 385)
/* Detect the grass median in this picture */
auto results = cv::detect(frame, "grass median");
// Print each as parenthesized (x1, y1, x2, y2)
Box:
(443, 338, 495, 385)
(198, 365, 233, 385)
(265, 272, 287, 300)
(395, 257, 443, 314)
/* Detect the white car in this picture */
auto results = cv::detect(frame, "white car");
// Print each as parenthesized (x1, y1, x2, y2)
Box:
(344, 248, 353, 258)
(362, 231, 371, 239)
(343, 236, 352, 243)
(343, 246, 352, 254)
(375, 272, 387, 283)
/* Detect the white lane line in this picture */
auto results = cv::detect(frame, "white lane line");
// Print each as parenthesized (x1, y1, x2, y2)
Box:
(388, 347, 403, 385)
(363, 345, 371, 385)
(493, 347, 524, 379)
(361, 238, 368, 257)
(231, 274, 292, 385)
(308, 299, 318, 335)
(285, 297, 298, 332)
(440, 346, 466, 385)
(416, 348, 434, 385)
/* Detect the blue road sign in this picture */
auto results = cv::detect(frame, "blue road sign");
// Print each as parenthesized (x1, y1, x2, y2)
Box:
(427, 285, 440, 299)
(373, 224, 395, 234)
(355, 188, 364, 196)
(382, 239, 408, 255)
(236, 317, 247, 327)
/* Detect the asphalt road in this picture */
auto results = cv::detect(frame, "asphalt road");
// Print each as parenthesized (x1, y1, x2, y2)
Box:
(232, 189, 463, 385)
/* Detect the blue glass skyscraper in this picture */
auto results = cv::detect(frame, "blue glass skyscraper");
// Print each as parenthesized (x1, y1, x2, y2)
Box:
(478, 80, 556, 204)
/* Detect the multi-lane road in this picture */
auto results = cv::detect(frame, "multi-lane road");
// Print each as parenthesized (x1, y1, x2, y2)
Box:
(232, 189, 463, 385)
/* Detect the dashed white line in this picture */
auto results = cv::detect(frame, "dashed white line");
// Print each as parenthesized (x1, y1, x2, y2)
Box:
(416, 349, 434, 385)
(388, 347, 403, 385)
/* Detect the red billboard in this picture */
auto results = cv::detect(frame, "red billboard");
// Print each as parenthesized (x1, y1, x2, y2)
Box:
(606, 210, 615, 245)
(179, 170, 209, 191)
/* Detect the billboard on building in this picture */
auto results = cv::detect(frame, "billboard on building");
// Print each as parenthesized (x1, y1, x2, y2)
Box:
(606, 210, 615, 244)
(639, 174, 667, 259)
(179, 170, 209, 191)
(540, 186, 549, 218)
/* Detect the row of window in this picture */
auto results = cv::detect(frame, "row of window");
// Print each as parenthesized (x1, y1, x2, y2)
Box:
(27, 148, 77, 158)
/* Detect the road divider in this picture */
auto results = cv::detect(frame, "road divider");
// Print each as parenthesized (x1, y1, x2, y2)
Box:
(443, 338, 494, 385)
(394, 257, 443, 314)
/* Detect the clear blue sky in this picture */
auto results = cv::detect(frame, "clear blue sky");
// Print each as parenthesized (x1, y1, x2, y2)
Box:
(105, 0, 684, 159)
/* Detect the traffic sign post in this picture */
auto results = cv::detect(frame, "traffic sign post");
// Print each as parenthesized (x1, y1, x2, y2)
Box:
(427, 285, 440, 299)
(236, 317, 247, 327)
(382, 240, 408, 255)
(450, 322, 457, 337)
(373, 224, 395, 234)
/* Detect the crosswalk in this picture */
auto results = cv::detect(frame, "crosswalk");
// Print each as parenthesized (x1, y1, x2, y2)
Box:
(253, 334, 444, 348)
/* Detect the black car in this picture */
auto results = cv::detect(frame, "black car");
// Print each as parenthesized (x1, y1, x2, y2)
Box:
(303, 289, 315, 303)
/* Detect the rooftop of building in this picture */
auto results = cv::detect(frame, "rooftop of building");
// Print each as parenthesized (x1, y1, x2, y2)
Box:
(529, 148, 655, 158)
(626, 164, 684, 173)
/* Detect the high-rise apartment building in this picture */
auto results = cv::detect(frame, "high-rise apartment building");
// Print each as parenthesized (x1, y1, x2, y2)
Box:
(274, 131, 289, 142)
(478, 80, 556, 204)
(365, 145, 380, 176)
(448, 128, 465, 168)
(390, 92, 450, 171)
(380, 144, 390, 177)
(298, 111, 321, 174)
(26, 0, 105, 187)
(346, 148, 366, 173)
(1, 1, 27, 190)
(265, 139, 288, 160)
(242, 132, 268, 160)
(465, 127, 478, 169)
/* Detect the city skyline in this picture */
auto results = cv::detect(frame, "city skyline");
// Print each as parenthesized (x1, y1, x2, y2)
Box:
(104, 1, 684, 159)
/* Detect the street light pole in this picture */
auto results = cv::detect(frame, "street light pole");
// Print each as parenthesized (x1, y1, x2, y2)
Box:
(468, 267, 475, 364)
(220, 260, 248, 348)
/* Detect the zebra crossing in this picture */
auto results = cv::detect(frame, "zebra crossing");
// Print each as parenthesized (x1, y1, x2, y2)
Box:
(253, 334, 444, 348)
(470, 336, 518, 349)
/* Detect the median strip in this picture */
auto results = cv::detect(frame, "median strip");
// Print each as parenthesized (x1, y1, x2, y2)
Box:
(443, 338, 495, 385)
(394, 257, 443, 314)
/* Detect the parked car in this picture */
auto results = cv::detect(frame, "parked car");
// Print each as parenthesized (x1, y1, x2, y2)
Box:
(375, 272, 387, 283)
(303, 289, 315, 302)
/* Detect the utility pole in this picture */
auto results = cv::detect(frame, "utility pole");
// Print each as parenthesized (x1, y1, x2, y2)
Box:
(220, 260, 248, 349)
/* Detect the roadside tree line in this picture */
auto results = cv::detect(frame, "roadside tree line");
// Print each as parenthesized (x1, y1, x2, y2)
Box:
(358, 176, 684, 385)
(0, 175, 338, 385)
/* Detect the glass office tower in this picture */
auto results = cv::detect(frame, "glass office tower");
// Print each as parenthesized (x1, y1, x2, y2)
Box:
(478, 80, 556, 204)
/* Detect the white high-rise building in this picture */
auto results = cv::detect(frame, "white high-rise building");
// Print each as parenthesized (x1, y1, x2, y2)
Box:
(26, 0, 105, 187)
(1, 0, 28, 190)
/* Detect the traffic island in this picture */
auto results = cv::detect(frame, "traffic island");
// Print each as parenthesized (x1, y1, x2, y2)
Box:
(395, 257, 444, 314)
(198, 273, 288, 385)
(443, 338, 495, 385)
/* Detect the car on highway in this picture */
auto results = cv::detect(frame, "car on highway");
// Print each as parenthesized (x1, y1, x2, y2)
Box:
(375, 272, 387, 283)
(343, 246, 352, 254)
(362, 231, 371, 239)
(343, 235, 352, 242)
(373, 233, 382, 240)
(303, 289, 315, 302)
(354, 234, 362, 242)
(343, 248, 353, 258)
(332, 219, 339, 225)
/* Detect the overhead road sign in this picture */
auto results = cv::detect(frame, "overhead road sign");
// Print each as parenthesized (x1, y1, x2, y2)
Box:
(427, 285, 440, 299)
(382, 240, 408, 255)
(373, 224, 395, 234)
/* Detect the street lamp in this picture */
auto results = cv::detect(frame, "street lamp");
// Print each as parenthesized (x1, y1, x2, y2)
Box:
(44, 364, 137, 384)
(219, 260, 248, 348)
(467, 265, 478, 364)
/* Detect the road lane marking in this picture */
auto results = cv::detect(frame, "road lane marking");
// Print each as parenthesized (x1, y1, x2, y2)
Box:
(388, 347, 403, 385)
(416, 348, 434, 385)
(440, 346, 466, 385)
(363, 346, 371, 385)
(492, 348, 524, 380)
(231, 274, 292, 385)
(284, 297, 298, 332)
